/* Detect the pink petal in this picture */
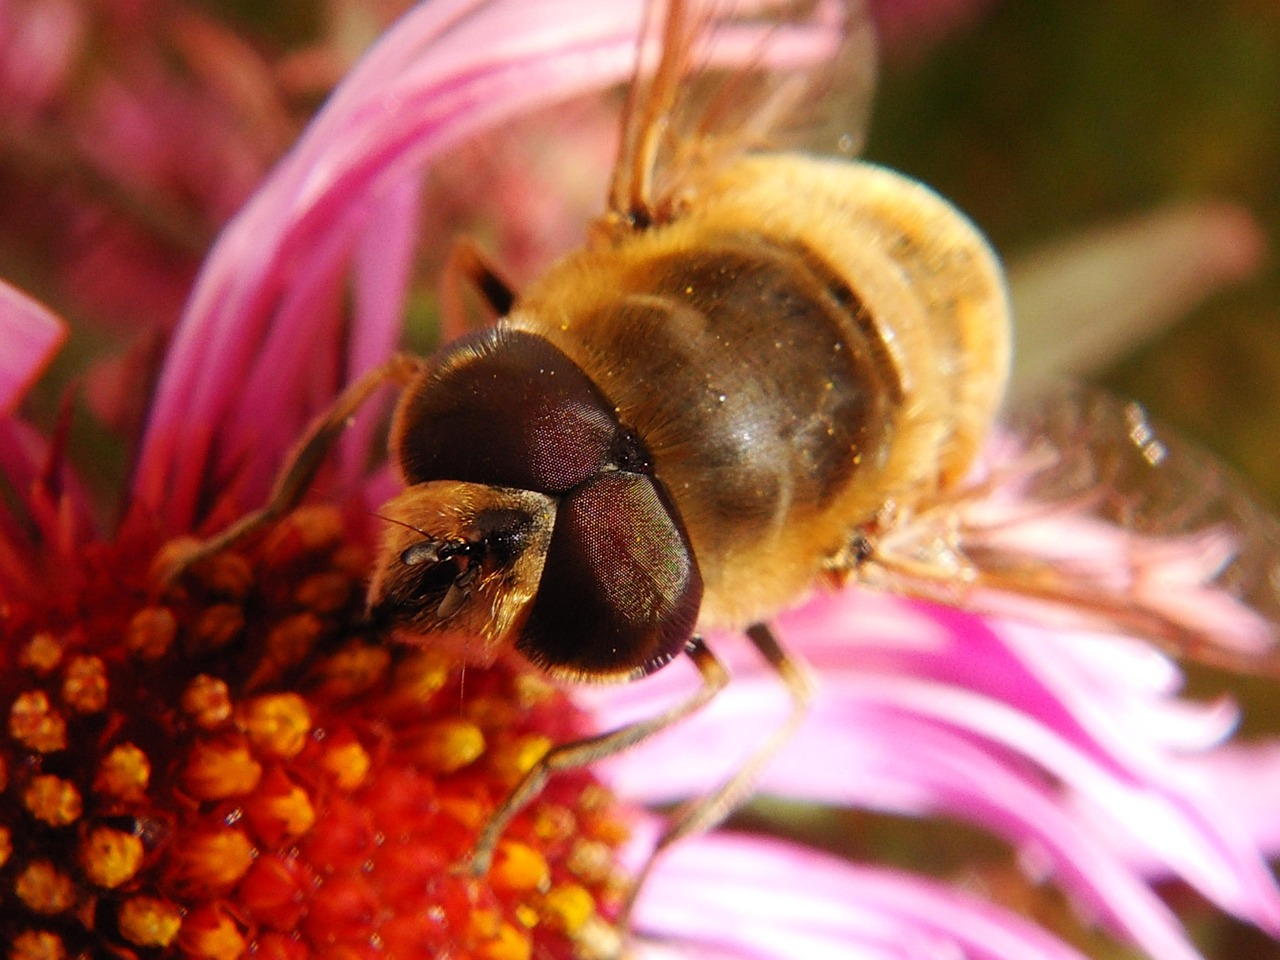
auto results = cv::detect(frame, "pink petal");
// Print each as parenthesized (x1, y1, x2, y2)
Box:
(870, 0, 999, 58)
(133, 0, 653, 530)
(583, 588, 1280, 957)
(1165, 743, 1280, 870)
(635, 831, 1091, 960)
(338, 174, 423, 485)
(133, 0, 844, 531)
(0, 279, 67, 412)
(0, 0, 84, 116)
(1009, 203, 1266, 381)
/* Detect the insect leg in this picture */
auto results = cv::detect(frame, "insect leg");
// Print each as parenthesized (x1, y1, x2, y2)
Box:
(616, 621, 814, 933)
(158, 352, 426, 583)
(439, 237, 516, 342)
(468, 635, 729, 877)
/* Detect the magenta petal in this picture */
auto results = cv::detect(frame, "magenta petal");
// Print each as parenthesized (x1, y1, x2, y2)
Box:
(133, 0, 843, 530)
(584, 587, 1280, 957)
(337, 174, 424, 487)
(1162, 743, 1280, 870)
(132, 0, 653, 530)
(0, 280, 67, 413)
(0, 0, 84, 117)
(634, 832, 1091, 960)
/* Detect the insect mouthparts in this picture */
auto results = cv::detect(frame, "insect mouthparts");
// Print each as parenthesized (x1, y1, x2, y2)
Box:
(400, 541, 442, 566)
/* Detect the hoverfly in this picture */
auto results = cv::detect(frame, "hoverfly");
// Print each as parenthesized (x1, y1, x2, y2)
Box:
(165, 0, 1280, 938)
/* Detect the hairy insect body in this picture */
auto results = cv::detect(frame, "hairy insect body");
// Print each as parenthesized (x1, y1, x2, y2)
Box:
(514, 154, 1010, 630)
(162, 5, 1280, 944)
(372, 153, 1010, 680)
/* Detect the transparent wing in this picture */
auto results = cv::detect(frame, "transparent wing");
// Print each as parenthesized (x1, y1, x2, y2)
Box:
(860, 383, 1280, 676)
(603, 0, 877, 233)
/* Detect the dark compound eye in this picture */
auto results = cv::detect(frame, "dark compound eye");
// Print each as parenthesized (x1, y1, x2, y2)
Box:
(395, 329, 626, 494)
(516, 472, 702, 681)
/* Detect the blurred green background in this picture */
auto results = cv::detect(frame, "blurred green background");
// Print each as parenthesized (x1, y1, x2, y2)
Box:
(867, 7, 1280, 957)
(871, 1, 1280, 508)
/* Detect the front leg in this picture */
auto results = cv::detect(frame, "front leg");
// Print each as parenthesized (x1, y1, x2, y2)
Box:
(157, 352, 426, 584)
(439, 237, 518, 342)
(468, 636, 729, 877)
(615, 622, 814, 937)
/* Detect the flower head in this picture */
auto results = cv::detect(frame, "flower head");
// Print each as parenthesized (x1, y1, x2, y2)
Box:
(2, 2, 1279, 959)
(0, 500, 629, 958)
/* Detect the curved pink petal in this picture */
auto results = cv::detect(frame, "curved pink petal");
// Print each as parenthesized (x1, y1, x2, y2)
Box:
(0, 279, 67, 412)
(0, 0, 84, 117)
(634, 831, 1092, 960)
(1010, 203, 1266, 381)
(1154, 742, 1280, 872)
(583, 588, 1280, 958)
(133, 0, 653, 530)
(133, 0, 846, 532)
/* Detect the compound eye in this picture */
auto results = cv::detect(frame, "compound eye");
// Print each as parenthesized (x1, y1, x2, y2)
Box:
(395, 329, 622, 493)
(517, 472, 702, 681)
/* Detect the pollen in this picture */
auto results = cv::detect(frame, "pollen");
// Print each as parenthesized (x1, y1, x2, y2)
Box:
(19, 631, 62, 673)
(513, 670, 558, 708)
(249, 611, 320, 686)
(260, 503, 344, 561)
(95, 742, 151, 799)
(294, 570, 354, 613)
(177, 904, 248, 960)
(412, 718, 487, 772)
(61, 654, 108, 713)
(182, 673, 234, 728)
(80, 825, 145, 888)
(15, 860, 75, 914)
(244, 771, 317, 843)
(192, 602, 245, 651)
(239, 693, 312, 758)
(0, 507, 630, 959)
(310, 640, 392, 699)
(321, 734, 372, 789)
(118, 895, 184, 947)
(542, 883, 596, 935)
(126, 605, 177, 659)
(491, 840, 551, 892)
(475, 920, 533, 960)
(9, 690, 66, 753)
(11, 930, 67, 960)
(169, 829, 256, 892)
(193, 551, 254, 599)
(182, 738, 263, 799)
(23, 774, 82, 826)
(390, 647, 452, 705)
(491, 733, 554, 783)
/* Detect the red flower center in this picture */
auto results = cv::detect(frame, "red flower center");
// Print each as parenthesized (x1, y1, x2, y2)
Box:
(1, 506, 628, 960)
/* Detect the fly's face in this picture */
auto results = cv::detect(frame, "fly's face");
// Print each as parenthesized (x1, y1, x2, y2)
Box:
(370, 329, 702, 682)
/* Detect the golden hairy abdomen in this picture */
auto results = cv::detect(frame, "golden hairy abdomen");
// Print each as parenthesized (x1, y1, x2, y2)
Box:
(509, 154, 1011, 630)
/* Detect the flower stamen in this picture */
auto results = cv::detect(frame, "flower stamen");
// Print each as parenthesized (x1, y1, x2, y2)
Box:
(0, 506, 629, 957)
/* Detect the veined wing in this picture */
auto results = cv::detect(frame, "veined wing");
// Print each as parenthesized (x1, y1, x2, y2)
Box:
(602, 0, 877, 236)
(859, 383, 1280, 676)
